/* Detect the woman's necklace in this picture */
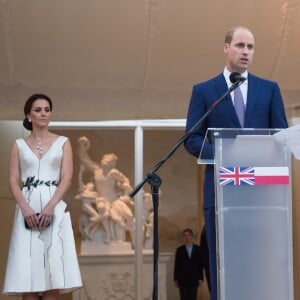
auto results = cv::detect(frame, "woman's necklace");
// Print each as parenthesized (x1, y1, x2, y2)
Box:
(36, 140, 44, 154)
(31, 133, 48, 155)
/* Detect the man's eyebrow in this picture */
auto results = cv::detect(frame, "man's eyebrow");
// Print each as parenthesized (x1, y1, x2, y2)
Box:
(234, 42, 254, 47)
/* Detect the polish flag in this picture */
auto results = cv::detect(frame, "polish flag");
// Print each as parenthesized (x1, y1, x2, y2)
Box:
(254, 167, 289, 185)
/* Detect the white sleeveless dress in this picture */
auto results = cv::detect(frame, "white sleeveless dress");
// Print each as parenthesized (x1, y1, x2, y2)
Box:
(3, 136, 82, 295)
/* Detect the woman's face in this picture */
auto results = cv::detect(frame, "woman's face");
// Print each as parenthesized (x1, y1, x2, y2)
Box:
(27, 99, 52, 129)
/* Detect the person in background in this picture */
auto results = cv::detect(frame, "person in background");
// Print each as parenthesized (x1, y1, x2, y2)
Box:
(3, 94, 82, 300)
(174, 228, 204, 300)
(184, 26, 288, 300)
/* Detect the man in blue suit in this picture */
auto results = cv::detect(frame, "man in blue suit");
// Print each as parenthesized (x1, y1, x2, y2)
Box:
(184, 26, 288, 300)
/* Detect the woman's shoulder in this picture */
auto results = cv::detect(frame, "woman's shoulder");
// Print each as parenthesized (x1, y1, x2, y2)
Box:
(49, 132, 64, 140)
(53, 135, 69, 147)
(16, 138, 24, 143)
(47, 133, 67, 141)
(15, 138, 26, 147)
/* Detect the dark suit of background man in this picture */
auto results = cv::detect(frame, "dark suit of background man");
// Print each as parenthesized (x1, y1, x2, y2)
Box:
(184, 26, 288, 300)
(174, 228, 204, 300)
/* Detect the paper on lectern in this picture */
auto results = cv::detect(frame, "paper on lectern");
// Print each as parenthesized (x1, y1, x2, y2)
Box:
(274, 124, 300, 159)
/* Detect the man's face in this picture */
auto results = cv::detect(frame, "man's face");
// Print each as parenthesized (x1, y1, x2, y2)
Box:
(224, 28, 255, 73)
(182, 231, 193, 244)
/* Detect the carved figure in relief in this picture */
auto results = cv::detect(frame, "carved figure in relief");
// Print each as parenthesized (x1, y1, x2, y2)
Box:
(76, 136, 135, 245)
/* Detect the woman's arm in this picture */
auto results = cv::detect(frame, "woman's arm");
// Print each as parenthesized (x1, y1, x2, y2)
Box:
(8, 141, 39, 229)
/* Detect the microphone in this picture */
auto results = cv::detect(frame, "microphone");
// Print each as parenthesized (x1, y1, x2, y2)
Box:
(230, 72, 246, 84)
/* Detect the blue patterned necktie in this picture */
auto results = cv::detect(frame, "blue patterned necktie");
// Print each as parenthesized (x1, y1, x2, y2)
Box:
(234, 86, 245, 127)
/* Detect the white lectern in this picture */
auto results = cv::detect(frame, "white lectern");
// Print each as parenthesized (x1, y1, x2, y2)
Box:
(200, 128, 293, 300)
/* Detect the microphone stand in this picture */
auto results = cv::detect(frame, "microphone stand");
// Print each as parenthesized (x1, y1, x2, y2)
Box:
(129, 78, 244, 300)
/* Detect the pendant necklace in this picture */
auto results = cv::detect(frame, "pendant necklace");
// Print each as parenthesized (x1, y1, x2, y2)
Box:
(33, 134, 48, 155)
(36, 140, 44, 154)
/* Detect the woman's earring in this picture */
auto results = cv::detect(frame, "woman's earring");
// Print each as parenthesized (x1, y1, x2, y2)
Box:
(28, 118, 31, 122)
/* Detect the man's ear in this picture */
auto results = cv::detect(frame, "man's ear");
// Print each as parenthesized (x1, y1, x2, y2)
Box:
(224, 43, 229, 54)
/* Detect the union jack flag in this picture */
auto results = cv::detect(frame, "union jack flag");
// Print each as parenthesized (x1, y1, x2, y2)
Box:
(219, 166, 255, 186)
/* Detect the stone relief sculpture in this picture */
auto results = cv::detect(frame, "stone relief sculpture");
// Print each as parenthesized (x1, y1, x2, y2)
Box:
(76, 136, 154, 252)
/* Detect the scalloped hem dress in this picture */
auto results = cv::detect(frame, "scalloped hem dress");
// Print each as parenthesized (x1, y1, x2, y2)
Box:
(3, 136, 82, 295)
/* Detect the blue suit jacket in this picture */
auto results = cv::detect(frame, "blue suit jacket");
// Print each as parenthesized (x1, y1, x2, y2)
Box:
(184, 72, 288, 208)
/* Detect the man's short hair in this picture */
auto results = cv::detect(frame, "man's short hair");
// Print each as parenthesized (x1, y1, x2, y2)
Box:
(182, 228, 193, 236)
(224, 26, 252, 44)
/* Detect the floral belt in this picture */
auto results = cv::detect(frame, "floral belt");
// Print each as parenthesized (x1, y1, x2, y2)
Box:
(22, 176, 58, 190)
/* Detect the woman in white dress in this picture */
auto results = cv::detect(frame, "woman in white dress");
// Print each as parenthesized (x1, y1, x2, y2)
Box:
(3, 94, 82, 300)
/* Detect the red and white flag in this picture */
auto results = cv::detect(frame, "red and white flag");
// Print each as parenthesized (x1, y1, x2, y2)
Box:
(254, 167, 289, 185)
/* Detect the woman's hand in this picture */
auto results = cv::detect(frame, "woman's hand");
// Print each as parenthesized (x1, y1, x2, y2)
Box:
(22, 206, 39, 229)
(38, 202, 55, 229)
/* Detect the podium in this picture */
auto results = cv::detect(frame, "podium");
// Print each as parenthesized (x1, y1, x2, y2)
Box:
(199, 128, 294, 300)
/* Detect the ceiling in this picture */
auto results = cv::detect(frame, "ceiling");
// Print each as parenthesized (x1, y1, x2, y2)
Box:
(0, 0, 300, 121)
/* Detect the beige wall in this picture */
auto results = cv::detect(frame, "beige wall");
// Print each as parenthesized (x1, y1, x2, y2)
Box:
(1, 1, 300, 121)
